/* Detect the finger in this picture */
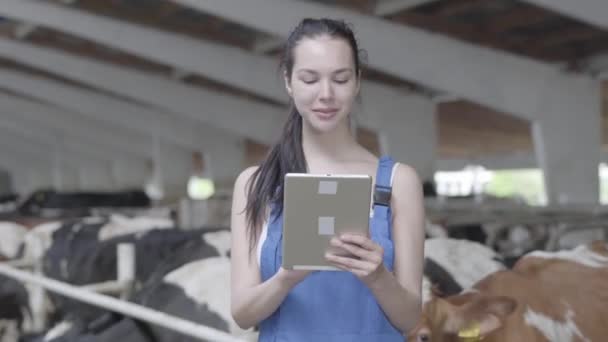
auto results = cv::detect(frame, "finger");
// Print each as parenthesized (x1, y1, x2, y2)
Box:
(324, 258, 351, 272)
(331, 239, 379, 263)
(340, 234, 381, 252)
(325, 253, 358, 273)
(326, 259, 367, 278)
(325, 252, 374, 271)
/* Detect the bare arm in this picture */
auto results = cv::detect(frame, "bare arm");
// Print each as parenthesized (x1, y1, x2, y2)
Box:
(368, 164, 425, 332)
(230, 167, 310, 329)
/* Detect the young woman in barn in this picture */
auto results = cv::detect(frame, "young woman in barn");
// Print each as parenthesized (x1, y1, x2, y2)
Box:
(230, 18, 425, 341)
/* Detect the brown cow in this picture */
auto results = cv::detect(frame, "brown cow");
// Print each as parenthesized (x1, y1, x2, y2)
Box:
(408, 241, 608, 342)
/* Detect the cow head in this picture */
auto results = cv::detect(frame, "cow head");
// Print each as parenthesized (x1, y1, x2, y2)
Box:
(408, 292, 517, 342)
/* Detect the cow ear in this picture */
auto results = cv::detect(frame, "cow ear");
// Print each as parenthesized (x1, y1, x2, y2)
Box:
(467, 296, 517, 337)
(433, 298, 465, 333)
(434, 295, 516, 337)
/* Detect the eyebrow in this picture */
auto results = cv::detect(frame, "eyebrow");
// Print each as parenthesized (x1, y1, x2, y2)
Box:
(296, 68, 353, 75)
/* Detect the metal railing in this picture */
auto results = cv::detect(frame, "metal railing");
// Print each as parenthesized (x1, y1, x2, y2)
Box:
(0, 243, 246, 342)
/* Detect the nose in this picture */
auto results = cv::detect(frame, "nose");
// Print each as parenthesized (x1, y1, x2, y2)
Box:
(318, 80, 334, 102)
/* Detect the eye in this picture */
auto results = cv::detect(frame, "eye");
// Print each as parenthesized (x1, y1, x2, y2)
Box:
(299, 76, 318, 84)
(334, 79, 349, 84)
(418, 333, 430, 342)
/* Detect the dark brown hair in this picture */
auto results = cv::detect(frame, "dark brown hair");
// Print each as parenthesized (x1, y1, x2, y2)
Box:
(244, 18, 364, 253)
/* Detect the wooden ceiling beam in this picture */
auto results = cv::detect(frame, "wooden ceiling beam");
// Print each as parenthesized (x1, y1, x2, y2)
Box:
(434, 0, 488, 17)
(529, 27, 600, 50)
(76, 0, 251, 49)
(488, 6, 551, 33)
(334, 0, 374, 13)
(521, 0, 608, 30)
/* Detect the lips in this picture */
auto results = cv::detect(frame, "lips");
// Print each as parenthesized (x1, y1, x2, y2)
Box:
(312, 108, 339, 120)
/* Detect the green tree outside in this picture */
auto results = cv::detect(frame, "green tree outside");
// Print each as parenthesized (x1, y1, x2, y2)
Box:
(484, 169, 546, 205)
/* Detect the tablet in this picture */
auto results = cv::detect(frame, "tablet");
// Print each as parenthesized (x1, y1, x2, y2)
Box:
(282, 173, 372, 271)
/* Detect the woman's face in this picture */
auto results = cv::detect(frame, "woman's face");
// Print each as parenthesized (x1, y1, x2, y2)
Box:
(286, 35, 360, 133)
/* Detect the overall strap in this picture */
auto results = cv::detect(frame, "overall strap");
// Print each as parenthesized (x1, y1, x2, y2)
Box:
(372, 155, 395, 220)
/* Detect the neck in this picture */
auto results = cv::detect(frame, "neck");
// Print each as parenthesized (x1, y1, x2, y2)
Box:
(301, 119, 356, 164)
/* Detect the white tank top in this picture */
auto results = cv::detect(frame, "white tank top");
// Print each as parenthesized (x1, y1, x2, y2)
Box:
(256, 163, 399, 265)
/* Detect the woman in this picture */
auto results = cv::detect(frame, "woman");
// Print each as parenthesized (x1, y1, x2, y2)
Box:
(230, 18, 425, 341)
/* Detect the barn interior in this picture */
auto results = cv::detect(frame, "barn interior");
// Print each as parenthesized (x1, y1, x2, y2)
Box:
(0, 0, 607, 341)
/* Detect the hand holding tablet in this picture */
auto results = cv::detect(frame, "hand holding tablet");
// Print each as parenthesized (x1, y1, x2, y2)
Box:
(325, 232, 388, 286)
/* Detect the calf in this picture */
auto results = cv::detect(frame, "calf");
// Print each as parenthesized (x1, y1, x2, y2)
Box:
(409, 241, 608, 342)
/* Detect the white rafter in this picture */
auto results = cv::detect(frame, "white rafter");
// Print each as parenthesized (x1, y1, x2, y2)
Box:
(169, 0, 598, 122)
(0, 92, 150, 159)
(0, 2, 431, 135)
(0, 128, 103, 170)
(0, 67, 227, 152)
(0, 116, 132, 165)
(0, 38, 282, 144)
(0, 0, 285, 102)
(0, 152, 46, 171)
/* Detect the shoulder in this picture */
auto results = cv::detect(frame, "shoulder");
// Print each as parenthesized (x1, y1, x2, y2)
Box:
(233, 166, 260, 199)
(235, 166, 259, 187)
(391, 163, 423, 205)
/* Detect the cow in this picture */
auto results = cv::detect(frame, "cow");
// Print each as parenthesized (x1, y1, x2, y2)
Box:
(0, 222, 32, 342)
(0, 222, 28, 260)
(16, 189, 150, 218)
(42, 237, 498, 342)
(0, 215, 179, 340)
(43, 230, 257, 342)
(40, 216, 188, 324)
(15, 214, 173, 263)
(422, 238, 506, 304)
(408, 241, 608, 342)
(0, 193, 18, 214)
(12, 227, 501, 342)
(0, 274, 31, 342)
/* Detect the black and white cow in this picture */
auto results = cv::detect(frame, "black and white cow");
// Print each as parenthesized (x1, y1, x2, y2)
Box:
(0, 222, 32, 342)
(0, 215, 177, 340)
(422, 238, 506, 303)
(44, 229, 257, 342)
(0, 194, 18, 215)
(16, 190, 151, 218)
(39, 215, 182, 324)
(0, 222, 28, 260)
(0, 274, 31, 342)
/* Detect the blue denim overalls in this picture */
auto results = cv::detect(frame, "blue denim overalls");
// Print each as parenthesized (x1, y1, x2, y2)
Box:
(258, 156, 404, 342)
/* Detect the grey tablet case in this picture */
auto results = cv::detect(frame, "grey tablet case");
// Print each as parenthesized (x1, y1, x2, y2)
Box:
(282, 173, 372, 270)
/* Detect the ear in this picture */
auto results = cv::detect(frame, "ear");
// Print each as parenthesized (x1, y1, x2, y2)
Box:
(481, 296, 516, 336)
(284, 71, 293, 98)
(462, 296, 517, 338)
(439, 294, 516, 338)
